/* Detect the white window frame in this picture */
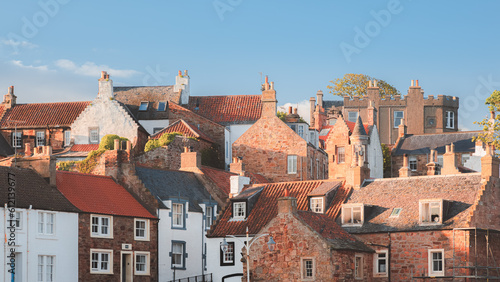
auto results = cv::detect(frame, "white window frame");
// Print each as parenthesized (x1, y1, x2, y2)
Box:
(389, 208, 402, 218)
(38, 255, 55, 282)
(91, 215, 113, 238)
(428, 249, 445, 277)
(409, 156, 417, 171)
(89, 128, 99, 144)
(419, 199, 443, 225)
(446, 111, 454, 129)
(134, 218, 149, 241)
(153, 127, 163, 134)
(298, 125, 304, 138)
(310, 197, 324, 213)
(139, 101, 149, 111)
(355, 254, 364, 280)
(134, 251, 150, 275)
(222, 241, 235, 264)
(233, 202, 246, 219)
(301, 257, 315, 280)
(288, 155, 298, 174)
(205, 206, 213, 230)
(14, 211, 22, 229)
(38, 212, 55, 236)
(12, 131, 22, 148)
(348, 111, 359, 123)
(374, 250, 388, 277)
(394, 111, 404, 128)
(36, 131, 45, 147)
(64, 130, 71, 147)
(341, 204, 364, 226)
(337, 147, 345, 164)
(172, 203, 184, 228)
(90, 249, 113, 274)
(171, 241, 185, 268)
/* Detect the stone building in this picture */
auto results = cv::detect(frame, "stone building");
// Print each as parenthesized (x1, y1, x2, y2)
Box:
(232, 77, 328, 183)
(319, 80, 459, 144)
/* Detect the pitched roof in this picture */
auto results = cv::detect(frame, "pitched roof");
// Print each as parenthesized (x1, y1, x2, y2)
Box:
(323, 100, 344, 109)
(113, 86, 179, 120)
(56, 171, 156, 218)
(134, 166, 213, 212)
(351, 115, 367, 136)
(0, 166, 79, 212)
(345, 120, 370, 136)
(187, 95, 262, 124)
(151, 119, 215, 143)
(168, 102, 225, 129)
(199, 166, 269, 196)
(0, 133, 14, 157)
(208, 180, 349, 237)
(393, 131, 480, 156)
(342, 173, 483, 233)
(70, 144, 100, 152)
(0, 101, 90, 128)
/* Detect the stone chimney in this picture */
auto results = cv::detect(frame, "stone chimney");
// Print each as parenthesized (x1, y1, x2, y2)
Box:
(399, 154, 411, 177)
(180, 146, 202, 173)
(367, 100, 377, 126)
(316, 90, 323, 108)
(3, 86, 17, 109)
(441, 143, 460, 175)
(98, 71, 113, 99)
(398, 120, 406, 138)
(481, 144, 500, 179)
(277, 196, 297, 214)
(366, 80, 380, 101)
(261, 76, 277, 118)
(426, 149, 438, 175)
(24, 143, 32, 156)
(175, 70, 190, 105)
(229, 174, 250, 197)
(309, 96, 316, 128)
(230, 157, 245, 176)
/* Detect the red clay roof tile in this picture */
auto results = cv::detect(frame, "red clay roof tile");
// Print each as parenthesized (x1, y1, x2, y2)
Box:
(187, 95, 262, 124)
(151, 119, 215, 143)
(70, 144, 100, 152)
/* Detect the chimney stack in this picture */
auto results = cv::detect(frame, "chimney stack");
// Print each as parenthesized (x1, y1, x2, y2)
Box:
(230, 157, 245, 176)
(3, 86, 17, 109)
(399, 154, 411, 177)
(316, 90, 323, 108)
(98, 71, 114, 99)
(277, 196, 297, 214)
(229, 174, 250, 197)
(24, 143, 32, 156)
(398, 120, 406, 138)
(367, 100, 377, 126)
(175, 69, 191, 105)
(180, 146, 202, 173)
(261, 75, 278, 118)
(309, 97, 316, 128)
(441, 143, 460, 175)
(481, 144, 500, 179)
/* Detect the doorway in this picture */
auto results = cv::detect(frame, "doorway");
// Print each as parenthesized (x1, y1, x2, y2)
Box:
(121, 252, 133, 282)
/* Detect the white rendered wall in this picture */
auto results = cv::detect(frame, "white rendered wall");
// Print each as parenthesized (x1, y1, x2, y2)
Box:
(206, 236, 250, 282)
(227, 124, 253, 165)
(368, 125, 384, 178)
(139, 120, 170, 135)
(0, 208, 79, 282)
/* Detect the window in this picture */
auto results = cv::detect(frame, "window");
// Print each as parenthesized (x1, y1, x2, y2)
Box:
(172, 203, 185, 228)
(461, 153, 470, 166)
(38, 255, 55, 282)
(91, 215, 112, 237)
(389, 208, 402, 218)
(89, 128, 99, 144)
(233, 202, 246, 219)
(220, 241, 235, 266)
(337, 147, 345, 163)
(12, 132, 22, 148)
(91, 249, 113, 274)
(301, 258, 314, 280)
(446, 111, 454, 129)
(374, 250, 388, 276)
(135, 252, 150, 275)
(437, 155, 443, 167)
(38, 212, 55, 235)
(64, 130, 71, 147)
(394, 111, 404, 128)
(157, 101, 166, 111)
(36, 131, 45, 147)
(409, 156, 417, 171)
(298, 125, 304, 138)
(171, 241, 186, 269)
(428, 249, 444, 276)
(288, 155, 297, 174)
(355, 255, 363, 279)
(153, 127, 163, 134)
(205, 206, 213, 229)
(420, 200, 442, 224)
(134, 219, 149, 241)
(139, 102, 149, 111)
(14, 211, 22, 229)
(342, 204, 363, 226)
(310, 197, 323, 213)
(316, 160, 320, 179)
(348, 111, 359, 123)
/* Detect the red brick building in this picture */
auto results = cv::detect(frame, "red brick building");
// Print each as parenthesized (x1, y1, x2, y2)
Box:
(57, 171, 158, 281)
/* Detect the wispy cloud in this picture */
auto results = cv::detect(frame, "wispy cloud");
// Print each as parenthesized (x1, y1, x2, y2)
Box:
(278, 100, 312, 124)
(55, 59, 140, 78)
(1, 39, 38, 49)
(10, 60, 50, 71)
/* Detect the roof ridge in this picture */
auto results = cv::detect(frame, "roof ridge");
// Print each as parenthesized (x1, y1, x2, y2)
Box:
(190, 94, 260, 98)
(56, 170, 113, 179)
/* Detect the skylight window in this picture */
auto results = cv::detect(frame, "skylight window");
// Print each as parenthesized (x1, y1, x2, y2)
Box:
(157, 102, 166, 111)
(139, 102, 149, 111)
(389, 208, 402, 218)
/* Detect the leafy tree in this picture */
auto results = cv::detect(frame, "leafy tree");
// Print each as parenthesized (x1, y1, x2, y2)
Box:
(381, 143, 392, 178)
(327, 73, 400, 98)
(473, 90, 500, 150)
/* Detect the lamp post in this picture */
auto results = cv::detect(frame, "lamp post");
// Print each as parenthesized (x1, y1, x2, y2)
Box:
(220, 227, 276, 282)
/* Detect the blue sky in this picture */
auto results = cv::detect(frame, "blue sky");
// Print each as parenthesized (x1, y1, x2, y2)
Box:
(1, 1, 499, 130)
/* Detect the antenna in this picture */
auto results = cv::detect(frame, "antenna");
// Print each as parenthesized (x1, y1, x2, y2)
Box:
(259, 72, 262, 85)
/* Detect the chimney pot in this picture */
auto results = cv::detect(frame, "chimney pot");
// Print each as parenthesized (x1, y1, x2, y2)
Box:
(24, 143, 32, 156)
(114, 139, 120, 150)
(293, 108, 298, 115)
(277, 196, 297, 214)
(288, 106, 292, 114)
(8, 86, 13, 95)
(184, 70, 188, 76)
(416, 80, 419, 87)
(284, 188, 289, 197)
(126, 140, 131, 151)
(101, 71, 106, 79)
(374, 80, 377, 87)
(270, 81, 274, 90)
(369, 80, 372, 87)
(411, 80, 414, 87)
(178, 70, 182, 76)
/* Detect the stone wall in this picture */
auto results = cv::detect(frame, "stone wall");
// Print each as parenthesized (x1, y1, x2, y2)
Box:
(391, 153, 467, 177)
(1, 127, 68, 153)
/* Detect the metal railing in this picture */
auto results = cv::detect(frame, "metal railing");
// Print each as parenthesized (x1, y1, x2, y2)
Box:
(168, 273, 212, 282)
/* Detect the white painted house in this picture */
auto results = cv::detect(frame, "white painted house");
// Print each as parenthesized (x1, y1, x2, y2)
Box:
(0, 166, 79, 282)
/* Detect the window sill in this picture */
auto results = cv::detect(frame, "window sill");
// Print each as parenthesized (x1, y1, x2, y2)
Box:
(134, 237, 150, 241)
(171, 266, 186, 270)
(91, 271, 114, 275)
(171, 226, 187, 230)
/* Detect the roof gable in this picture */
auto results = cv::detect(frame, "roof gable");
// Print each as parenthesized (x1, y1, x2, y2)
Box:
(113, 86, 179, 120)
(151, 119, 215, 143)
(187, 95, 262, 124)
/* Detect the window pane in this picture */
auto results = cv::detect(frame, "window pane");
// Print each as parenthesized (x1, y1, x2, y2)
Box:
(139, 102, 149, 111)
(158, 102, 166, 111)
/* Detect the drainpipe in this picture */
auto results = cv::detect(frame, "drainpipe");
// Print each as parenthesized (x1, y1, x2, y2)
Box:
(27, 205, 32, 282)
(202, 206, 205, 278)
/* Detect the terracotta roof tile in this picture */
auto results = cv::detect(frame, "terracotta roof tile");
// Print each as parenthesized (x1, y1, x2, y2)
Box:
(345, 120, 370, 136)
(151, 119, 215, 143)
(187, 95, 262, 124)
(70, 144, 100, 152)
(56, 171, 156, 218)
(0, 102, 90, 128)
(200, 166, 269, 196)
(168, 102, 225, 129)
(208, 180, 349, 237)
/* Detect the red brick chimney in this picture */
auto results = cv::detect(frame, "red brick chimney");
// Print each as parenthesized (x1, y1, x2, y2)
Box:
(398, 120, 406, 138)
(230, 157, 245, 176)
(261, 76, 277, 118)
(24, 143, 32, 156)
(441, 143, 460, 175)
(366, 80, 380, 101)
(481, 144, 500, 179)
(367, 100, 377, 126)
(277, 196, 297, 214)
(180, 146, 202, 173)
(426, 149, 438, 175)
(399, 154, 411, 177)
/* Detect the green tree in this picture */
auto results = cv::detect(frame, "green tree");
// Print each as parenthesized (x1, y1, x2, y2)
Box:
(473, 90, 500, 150)
(381, 143, 392, 178)
(327, 73, 400, 99)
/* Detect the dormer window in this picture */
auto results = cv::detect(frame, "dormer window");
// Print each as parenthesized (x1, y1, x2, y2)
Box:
(341, 204, 364, 226)
(139, 102, 149, 111)
(157, 101, 166, 111)
(419, 199, 443, 225)
(233, 202, 246, 219)
(310, 197, 324, 213)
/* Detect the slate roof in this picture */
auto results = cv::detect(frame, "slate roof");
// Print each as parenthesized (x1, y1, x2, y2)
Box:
(0, 133, 14, 157)
(0, 102, 90, 128)
(208, 180, 349, 237)
(323, 100, 344, 109)
(134, 166, 213, 212)
(341, 173, 483, 233)
(151, 119, 215, 143)
(0, 166, 79, 212)
(296, 210, 372, 252)
(56, 171, 156, 218)
(113, 86, 179, 120)
(187, 95, 262, 125)
(393, 131, 480, 156)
